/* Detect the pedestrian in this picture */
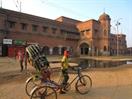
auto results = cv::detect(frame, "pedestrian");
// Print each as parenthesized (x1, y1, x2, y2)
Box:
(17, 50, 24, 72)
(60, 50, 70, 94)
(24, 51, 28, 71)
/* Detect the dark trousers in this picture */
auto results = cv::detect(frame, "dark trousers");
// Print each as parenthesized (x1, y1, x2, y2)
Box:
(61, 69, 69, 87)
(20, 60, 23, 72)
(24, 59, 27, 70)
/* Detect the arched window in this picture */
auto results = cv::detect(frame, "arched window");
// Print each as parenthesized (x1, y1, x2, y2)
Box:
(61, 47, 67, 55)
(53, 47, 59, 55)
(42, 46, 50, 55)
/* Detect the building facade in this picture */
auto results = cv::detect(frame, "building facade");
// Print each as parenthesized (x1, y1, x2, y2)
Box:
(77, 13, 127, 56)
(0, 8, 127, 57)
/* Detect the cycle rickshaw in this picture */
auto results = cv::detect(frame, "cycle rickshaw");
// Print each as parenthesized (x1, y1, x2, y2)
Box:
(25, 44, 92, 99)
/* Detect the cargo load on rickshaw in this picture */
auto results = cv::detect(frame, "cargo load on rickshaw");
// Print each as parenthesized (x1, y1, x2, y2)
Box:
(26, 44, 49, 71)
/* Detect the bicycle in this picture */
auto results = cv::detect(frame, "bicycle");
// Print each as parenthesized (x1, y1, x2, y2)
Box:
(30, 66, 92, 99)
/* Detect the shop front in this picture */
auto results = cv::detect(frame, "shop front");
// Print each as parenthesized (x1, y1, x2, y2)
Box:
(8, 40, 27, 57)
(2, 39, 12, 57)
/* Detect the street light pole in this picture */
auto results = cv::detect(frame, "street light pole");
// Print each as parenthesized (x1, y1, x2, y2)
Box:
(115, 19, 122, 56)
(90, 39, 93, 56)
(116, 21, 119, 56)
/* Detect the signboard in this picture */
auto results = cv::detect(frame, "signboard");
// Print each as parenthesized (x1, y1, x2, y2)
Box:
(13, 40, 26, 45)
(3, 39, 12, 44)
(27, 42, 38, 45)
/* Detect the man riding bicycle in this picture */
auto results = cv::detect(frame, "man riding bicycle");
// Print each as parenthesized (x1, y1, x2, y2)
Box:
(60, 50, 70, 94)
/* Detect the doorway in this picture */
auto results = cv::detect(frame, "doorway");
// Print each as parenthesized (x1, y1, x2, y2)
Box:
(80, 43, 89, 55)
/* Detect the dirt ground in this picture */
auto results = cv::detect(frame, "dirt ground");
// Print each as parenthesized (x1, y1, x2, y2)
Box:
(0, 57, 132, 99)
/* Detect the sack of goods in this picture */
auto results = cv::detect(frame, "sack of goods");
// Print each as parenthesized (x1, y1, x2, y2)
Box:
(26, 44, 49, 71)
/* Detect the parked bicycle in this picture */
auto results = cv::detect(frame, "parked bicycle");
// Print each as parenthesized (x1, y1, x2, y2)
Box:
(29, 66, 92, 99)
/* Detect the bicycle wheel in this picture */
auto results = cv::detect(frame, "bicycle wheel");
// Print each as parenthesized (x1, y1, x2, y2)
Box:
(75, 75, 92, 94)
(30, 86, 57, 99)
(25, 76, 41, 96)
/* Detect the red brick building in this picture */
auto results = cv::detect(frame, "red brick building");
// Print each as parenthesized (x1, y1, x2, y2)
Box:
(77, 13, 127, 56)
(0, 8, 127, 57)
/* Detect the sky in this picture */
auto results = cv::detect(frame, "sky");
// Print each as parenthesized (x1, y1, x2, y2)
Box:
(1, 0, 132, 47)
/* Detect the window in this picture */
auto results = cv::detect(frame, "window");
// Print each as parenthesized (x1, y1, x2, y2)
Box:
(80, 31, 85, 36)
(8, 21, 16, 28)
(60, 29, 65, 34)
(43, 26, 48, 33)
(52, 28, 57, 34)
(32, 25, 38, 32)
(21, 23, 27, 30)
(61, 29, 64, 33)
(86, 29, 90, 32)
(70, 32, 80, 35)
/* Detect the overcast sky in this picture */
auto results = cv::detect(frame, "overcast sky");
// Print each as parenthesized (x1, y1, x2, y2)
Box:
(1, 0, 132, 47)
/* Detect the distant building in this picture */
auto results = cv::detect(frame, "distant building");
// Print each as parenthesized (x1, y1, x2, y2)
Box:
(0, 8, 127, 57)
(127, 47, 132, 56)
(110, 34, 127, 55)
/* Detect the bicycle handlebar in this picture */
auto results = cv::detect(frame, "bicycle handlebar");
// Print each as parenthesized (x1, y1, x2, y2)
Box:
(69, 66, 82, 75)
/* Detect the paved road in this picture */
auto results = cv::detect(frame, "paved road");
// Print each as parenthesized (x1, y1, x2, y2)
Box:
(0, 57, 132, 99)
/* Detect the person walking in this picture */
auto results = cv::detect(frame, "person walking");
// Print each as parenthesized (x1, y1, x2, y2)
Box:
(17, 50, 24, 72)
(24, 51, 28, 71)
(60, 50, 70, 94)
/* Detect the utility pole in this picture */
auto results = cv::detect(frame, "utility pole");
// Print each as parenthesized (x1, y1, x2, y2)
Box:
(0, 0, 2, 8)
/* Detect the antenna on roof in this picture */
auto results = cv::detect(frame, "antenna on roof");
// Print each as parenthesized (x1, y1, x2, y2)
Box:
(17, 0, 22, 12)
(13, 0, 22, 12)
